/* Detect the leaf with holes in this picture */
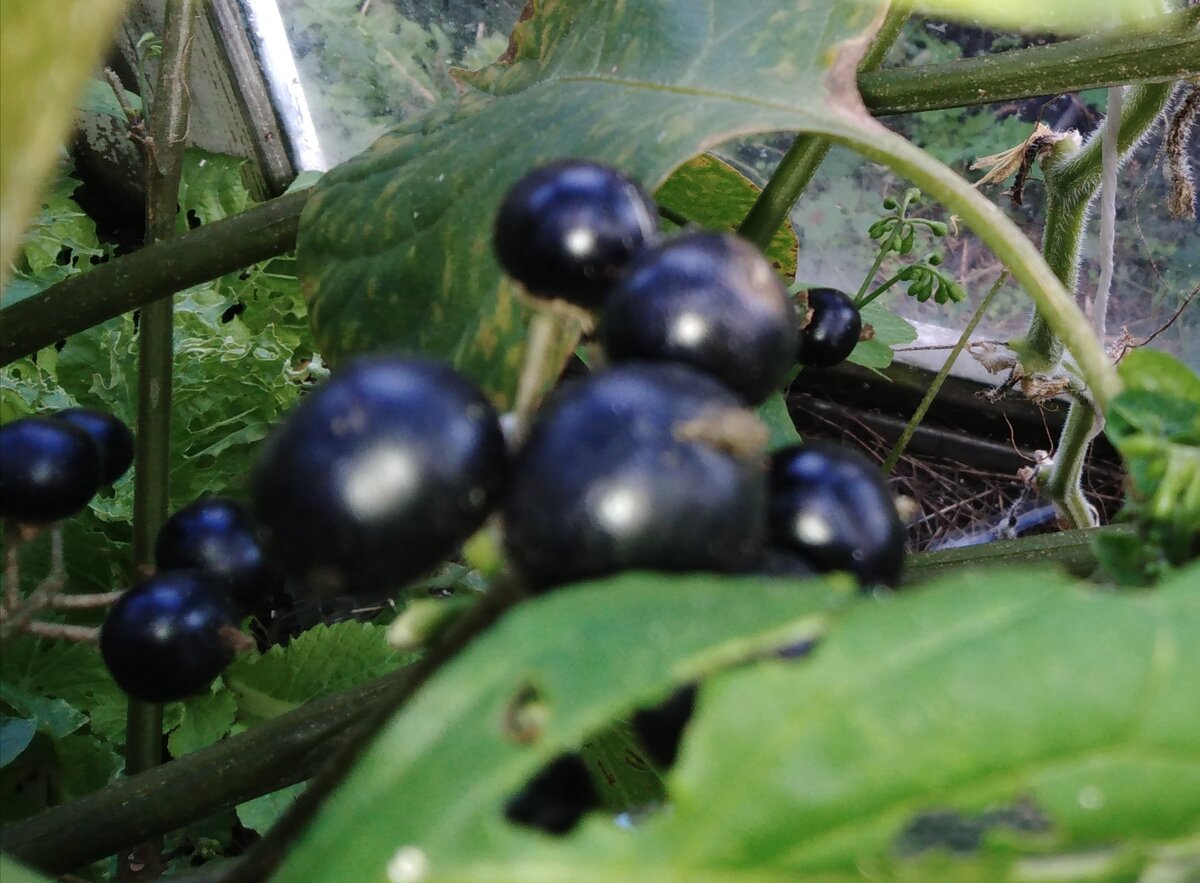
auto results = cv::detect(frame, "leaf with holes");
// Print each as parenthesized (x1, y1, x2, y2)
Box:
(275, 565, 1200, 882)
(272, 573, 843, 882)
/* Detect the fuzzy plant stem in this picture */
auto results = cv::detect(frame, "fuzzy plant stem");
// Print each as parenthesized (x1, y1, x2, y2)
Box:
(737, 2, 910, 250)
(122, 1, 200, 878)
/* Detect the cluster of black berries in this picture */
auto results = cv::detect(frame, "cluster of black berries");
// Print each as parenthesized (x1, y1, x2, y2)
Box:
(0, 408, 134, 524)
(247, 160, 903, 615)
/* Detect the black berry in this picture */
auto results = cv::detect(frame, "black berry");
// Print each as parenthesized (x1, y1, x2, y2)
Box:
(52, 408, 135, 485)
(768, 441, 905, 587)
(493, 160, 659, 309)
(798, 288, 862, 368)
(100, 571, 240, 703)
(251, 357, 507, 600)
(0, 417, 103, 524)
(599, 232, 798, 403)
(503, 363, 766, 590)
(156, 497, 281, 614)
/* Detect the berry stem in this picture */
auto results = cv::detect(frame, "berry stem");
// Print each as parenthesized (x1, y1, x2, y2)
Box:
(0, 526, 65, 642)
(46, 590, 125, 609)
(2, 523, 19, 610)
(24, 621, 99, 643)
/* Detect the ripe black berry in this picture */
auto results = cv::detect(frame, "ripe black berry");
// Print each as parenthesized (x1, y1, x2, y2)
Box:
(156, 497, 281, 614)
(52, 408, 135, 485)
(251, 357, 507, 600)
(0, 417, 102, 524)
(493, 160, 659, 309)
(599, 232, 798, 403)
(504, 363, 766, 590)
(768, 441, 905, 587)
(798, 288, 862, 368)
(100, 571, 240, 703)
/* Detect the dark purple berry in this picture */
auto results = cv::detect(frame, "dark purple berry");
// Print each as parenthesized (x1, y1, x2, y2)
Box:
(155, 497, 281, 614)
(53, 408, 135, 485)
(798, 288, 862, 368)
(0, 417, 103, 524)
(503, 363, 766, 590)
(768, 441, 905, 587)
(100, 571, 240, 703)
(251, 357, 507, 600)
(493, 160, 658, 309)
(599, 232, 798, 403)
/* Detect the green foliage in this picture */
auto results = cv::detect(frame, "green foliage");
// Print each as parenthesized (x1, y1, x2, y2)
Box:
(1096, 351, 1200, 582)
(275, 565, 1200, 883)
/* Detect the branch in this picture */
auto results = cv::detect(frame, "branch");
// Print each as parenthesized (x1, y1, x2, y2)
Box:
(858, 7, 1200, 116)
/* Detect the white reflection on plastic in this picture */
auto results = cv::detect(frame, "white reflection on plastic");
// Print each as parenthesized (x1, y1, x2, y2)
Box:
(241, 0, 327, 171)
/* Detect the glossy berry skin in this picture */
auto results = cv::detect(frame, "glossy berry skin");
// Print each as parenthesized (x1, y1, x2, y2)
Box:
(156, 497, 281, 614)
(798, 287, 862, 368)
(504, 363, 765, 591)
(599, 232, 798, 403)
(768, 441, 905, 587)
(493, 160, 659, 309)
(0, 417, 103, 524)
(53, 408, 135, 485)
(251, 357, 507, 600)
(100, 571, 239, 703)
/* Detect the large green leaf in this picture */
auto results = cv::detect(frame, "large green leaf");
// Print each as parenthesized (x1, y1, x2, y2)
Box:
(277, 565, 1200, 882)
(298, 0, 1114, 408)
(273, 572, 845, 881)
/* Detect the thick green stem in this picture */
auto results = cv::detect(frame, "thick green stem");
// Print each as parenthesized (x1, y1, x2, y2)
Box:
(858, 7, 1199, 115)
(1041, 398, 1101, 527)
(0, 190, 308, 365)
(737, 2, 910, 250)
(1013, 81, 1177, 372)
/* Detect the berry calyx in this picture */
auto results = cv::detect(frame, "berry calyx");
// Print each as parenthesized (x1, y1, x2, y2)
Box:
(797, 288, 862, 368)
(599, 232, 798, 403)
(53, 408, 135, 485)
(493, 160, 659, 309)
(503, 362, 766, 590)
(0, 417, 103, 524)
(251, 357, 508, 600)
(767, 441, 905, 587)
(155, 497, 281, 614)
(100, 571, 241, 703)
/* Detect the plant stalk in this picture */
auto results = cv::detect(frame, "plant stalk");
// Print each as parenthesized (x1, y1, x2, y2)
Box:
(738, 3, 910, 251)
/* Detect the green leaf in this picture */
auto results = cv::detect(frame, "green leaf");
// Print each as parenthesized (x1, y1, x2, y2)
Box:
(0, 681, 87, 738)
(756, 391, 802, 451)
(167, 681, 239, 757)
(0, 856, 53, 883)
(273, 572, 843, 882)
(54, 733, 121, 801)
(276, 566, 1200, 882)
(300, 0, 1118, 411)
(226, 621, 408, 722)
(298, 1, 897, 405)
(237, 782, 305, 835)
(847, 301, 918, 370)
(0, 0, 127, 285)
(77, 77, 142, 120)
(0, 717, 37, 768)
(655, 153, 798, 278)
